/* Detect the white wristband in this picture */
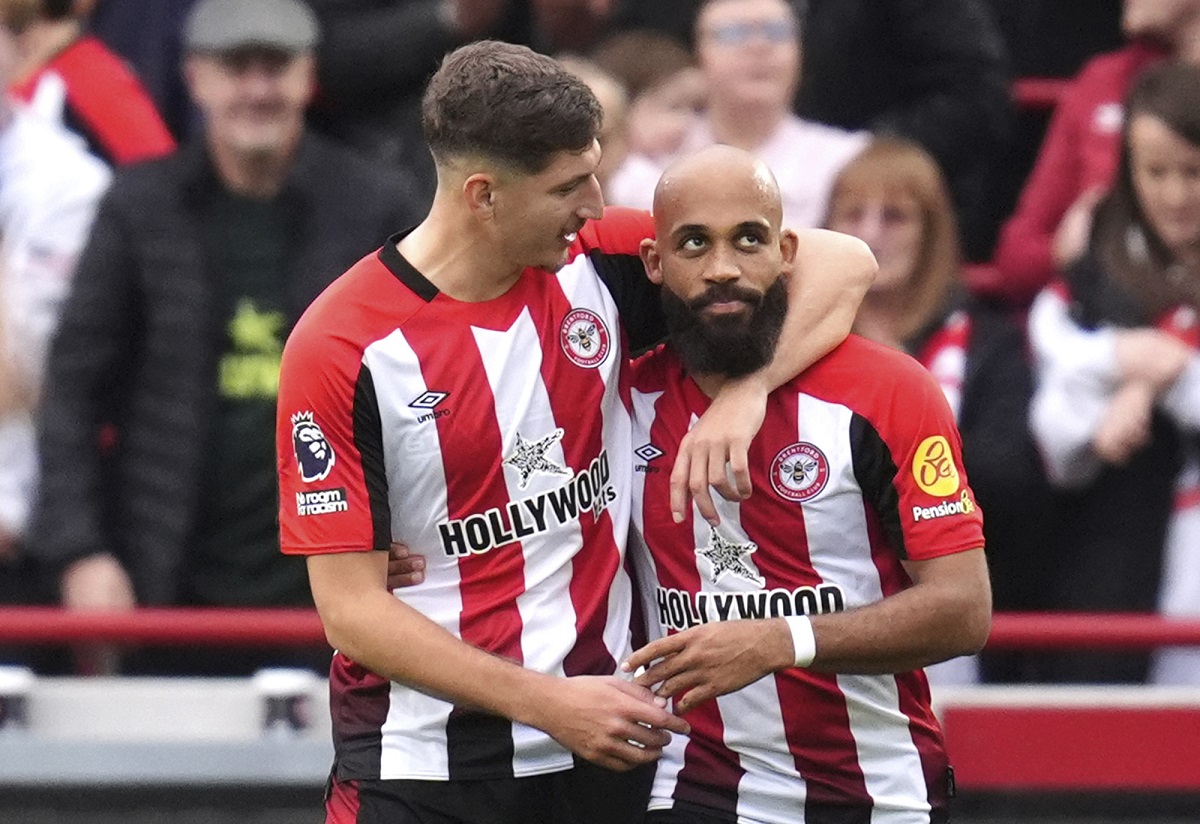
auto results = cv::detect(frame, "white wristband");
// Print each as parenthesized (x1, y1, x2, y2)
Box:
(784, 615, 816, 668)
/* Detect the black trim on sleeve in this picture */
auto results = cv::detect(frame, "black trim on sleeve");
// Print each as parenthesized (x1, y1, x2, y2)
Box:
(352, 364, 392, 549)
(588, 249, 666, 355)
(849, 412, 908, 560)
(378, 229, 439, 302)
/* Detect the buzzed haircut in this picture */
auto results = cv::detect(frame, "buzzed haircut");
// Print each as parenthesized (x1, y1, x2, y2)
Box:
(422, 40, 604, 175)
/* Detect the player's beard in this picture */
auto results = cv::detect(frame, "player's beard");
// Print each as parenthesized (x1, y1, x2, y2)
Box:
(661, 276, 787, 379)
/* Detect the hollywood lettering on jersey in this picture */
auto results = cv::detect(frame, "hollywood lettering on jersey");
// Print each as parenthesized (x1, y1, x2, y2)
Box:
(296, 487, 349, 516)
(655, 583, 846, 632)
(438, 451, 616, 557)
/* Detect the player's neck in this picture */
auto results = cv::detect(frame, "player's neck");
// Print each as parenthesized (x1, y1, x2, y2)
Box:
(398, 198, 524, 302)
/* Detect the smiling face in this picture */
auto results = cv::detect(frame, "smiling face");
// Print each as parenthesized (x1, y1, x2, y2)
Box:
(483, 140, 606, 273)
(1128, 112, 1200, 259)
(641, 145, 796, 377)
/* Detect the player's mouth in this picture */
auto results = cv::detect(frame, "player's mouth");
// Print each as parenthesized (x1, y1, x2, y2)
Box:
(562, 231, 579, 245)
(702, 300, 751, 315)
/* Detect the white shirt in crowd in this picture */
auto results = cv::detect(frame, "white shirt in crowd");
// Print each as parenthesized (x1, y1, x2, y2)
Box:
(607, 115, 868, 230)
(0, 105, 111, 537)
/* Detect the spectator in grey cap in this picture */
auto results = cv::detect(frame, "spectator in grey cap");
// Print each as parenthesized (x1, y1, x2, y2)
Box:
(28, 0, 421, 675)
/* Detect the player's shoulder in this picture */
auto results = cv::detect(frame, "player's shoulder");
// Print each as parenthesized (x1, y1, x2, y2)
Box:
(576, 206, 654, 258)
(794, 335, 944, 409)
(286, 245, 424, 361)
(804, 333, 926, 377)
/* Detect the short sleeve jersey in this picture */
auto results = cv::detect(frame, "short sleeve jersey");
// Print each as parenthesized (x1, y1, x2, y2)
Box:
(629, 336, 984, 823)
(276, 208, 659, 782)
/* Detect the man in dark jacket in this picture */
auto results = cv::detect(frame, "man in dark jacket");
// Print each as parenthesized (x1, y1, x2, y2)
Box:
(794, 0, 1013, 261)
(29, 0, 419, 671)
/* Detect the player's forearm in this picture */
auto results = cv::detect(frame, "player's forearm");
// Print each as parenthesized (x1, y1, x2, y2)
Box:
(806, 553, 991, 675)
(317, 587, 556, 724)
(763, 229, 875, 392)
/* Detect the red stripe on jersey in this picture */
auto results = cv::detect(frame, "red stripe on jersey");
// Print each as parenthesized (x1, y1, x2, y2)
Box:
(405, 322, 526, 664)
(532, 281, 619, 675)
(864, 502, 950, 809)
(643, 395, 744, 813)
(741, 389, 873, 810)
(325, 776, 361, 824)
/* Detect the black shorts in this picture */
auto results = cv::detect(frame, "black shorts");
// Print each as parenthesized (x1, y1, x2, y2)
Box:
(327, 758, 655, 824)
(645, 801, 737, 824)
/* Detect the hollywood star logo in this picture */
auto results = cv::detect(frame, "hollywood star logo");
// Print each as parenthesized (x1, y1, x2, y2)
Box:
(696, 527, 765, 587)
(504, 429, 571, 488)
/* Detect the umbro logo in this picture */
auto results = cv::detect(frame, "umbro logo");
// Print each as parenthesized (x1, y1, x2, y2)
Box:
(409, 391, 449, 410)
(635, 444, 664, 462)
(634, 443, 664, 473)
(409, 391, 451, 423)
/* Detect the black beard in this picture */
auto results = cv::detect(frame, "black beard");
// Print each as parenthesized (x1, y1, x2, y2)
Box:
(661, 277, 788, 379)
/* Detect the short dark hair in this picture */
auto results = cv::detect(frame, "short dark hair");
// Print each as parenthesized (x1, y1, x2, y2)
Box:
(422, 40, 603, 175)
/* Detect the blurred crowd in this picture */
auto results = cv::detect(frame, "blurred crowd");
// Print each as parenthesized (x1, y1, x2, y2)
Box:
(0, 0, 1197, 687)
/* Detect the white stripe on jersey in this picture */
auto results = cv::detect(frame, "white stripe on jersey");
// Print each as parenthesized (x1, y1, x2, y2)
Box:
(796, 395, 930, 819)
(556, 256, 638, 669)
(474, 310, 578, 773)
(365, 329, 460, 779)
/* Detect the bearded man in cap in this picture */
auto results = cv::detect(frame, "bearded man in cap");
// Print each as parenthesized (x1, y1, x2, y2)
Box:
(29, 0, 421, 674)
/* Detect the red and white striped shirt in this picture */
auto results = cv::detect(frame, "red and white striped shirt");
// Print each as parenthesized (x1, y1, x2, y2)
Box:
(629, 336, 984, 823)
(277, 209, 660, 781)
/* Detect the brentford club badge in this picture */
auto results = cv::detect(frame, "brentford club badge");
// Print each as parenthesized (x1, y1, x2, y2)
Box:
(560, 309, 611, 368)
(770, 442, 830, 502)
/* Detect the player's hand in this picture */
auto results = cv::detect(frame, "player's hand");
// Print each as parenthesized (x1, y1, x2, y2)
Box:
(670, 376, 767, 526)
(622, 620, 793, 714)
(528, 675, 691, 772)
(1092, 381, 1155, 466)
(386, 541, 425, 589)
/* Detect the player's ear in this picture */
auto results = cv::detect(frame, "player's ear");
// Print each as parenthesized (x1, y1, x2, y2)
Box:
(779, 228, 799, 273)
(463, 173, 497, 219)
(639, 238, 665, 285)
